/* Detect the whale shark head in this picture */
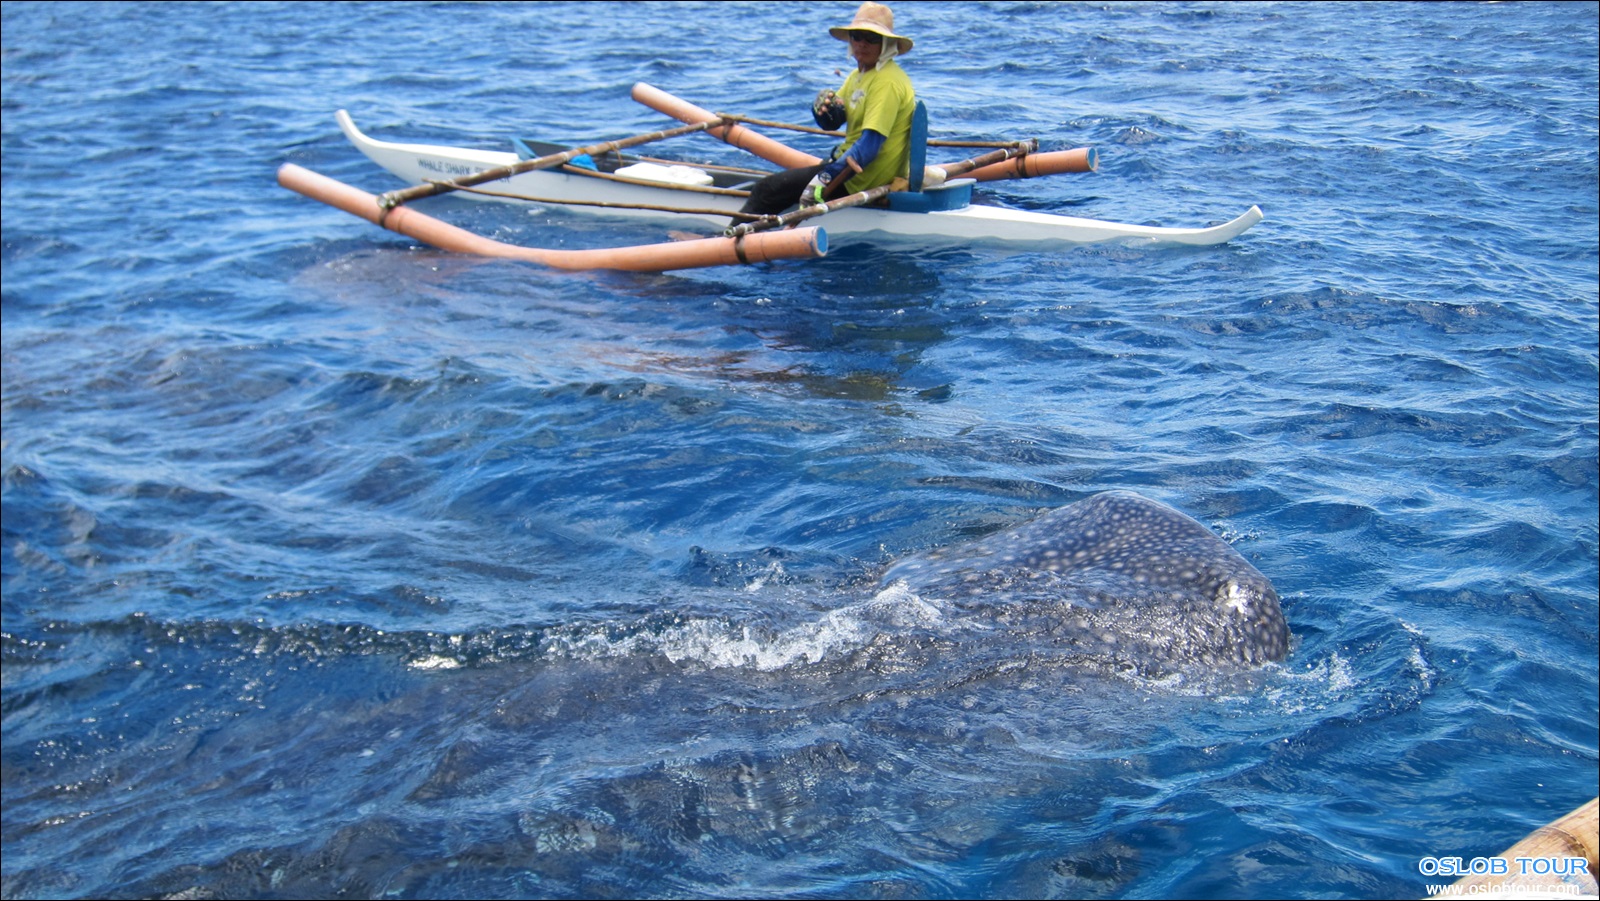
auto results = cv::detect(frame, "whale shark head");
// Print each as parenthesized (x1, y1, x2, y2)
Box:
(879, 491, 1290, 669)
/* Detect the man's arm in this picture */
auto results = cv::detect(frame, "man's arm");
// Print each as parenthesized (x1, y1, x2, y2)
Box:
(816, 129, 886, 197)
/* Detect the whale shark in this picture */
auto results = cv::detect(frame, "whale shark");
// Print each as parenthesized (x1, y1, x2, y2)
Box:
(38, 492, 1293, 901)
(879, 490, 1290, 669)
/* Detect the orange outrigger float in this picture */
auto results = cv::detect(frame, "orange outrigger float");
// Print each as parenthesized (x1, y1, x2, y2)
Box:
(276, 164, 825, 272)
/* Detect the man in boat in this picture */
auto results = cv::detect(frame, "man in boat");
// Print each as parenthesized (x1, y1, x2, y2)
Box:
(736, 2, 916, 219)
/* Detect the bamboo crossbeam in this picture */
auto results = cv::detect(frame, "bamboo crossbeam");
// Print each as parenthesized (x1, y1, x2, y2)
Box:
(617, 153, 772, 178)
(375, 118, 725, 211)
(724, 145, 1024, 238)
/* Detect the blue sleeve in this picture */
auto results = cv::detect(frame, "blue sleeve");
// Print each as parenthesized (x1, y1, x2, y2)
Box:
(820, 129, 886, 182)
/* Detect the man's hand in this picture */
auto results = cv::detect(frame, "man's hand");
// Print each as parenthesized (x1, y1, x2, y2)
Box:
(798, 172, 831, 208)
(812, 89, 846, 130)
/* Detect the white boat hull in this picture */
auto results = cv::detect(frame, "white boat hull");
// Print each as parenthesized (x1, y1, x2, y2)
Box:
(335, 111, 1263, 248)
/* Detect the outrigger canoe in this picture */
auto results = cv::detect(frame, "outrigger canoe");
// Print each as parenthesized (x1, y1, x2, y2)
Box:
(279, 83, 1263, 272)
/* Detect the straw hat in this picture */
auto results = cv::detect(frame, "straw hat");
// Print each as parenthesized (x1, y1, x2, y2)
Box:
(828, 2, 913, 55)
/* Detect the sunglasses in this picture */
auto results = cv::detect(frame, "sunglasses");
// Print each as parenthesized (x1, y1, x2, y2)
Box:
(848, 30, 883, 44)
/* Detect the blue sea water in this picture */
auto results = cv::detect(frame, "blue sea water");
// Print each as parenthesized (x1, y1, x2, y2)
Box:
(3, 1, 1596, 898)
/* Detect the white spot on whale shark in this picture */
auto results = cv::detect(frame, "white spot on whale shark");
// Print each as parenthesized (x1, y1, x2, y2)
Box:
(879, 491, 1290, 668)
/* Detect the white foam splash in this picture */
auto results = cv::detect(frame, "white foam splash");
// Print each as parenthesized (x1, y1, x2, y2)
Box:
(656, 615, 864, 670)
(1399, 620, 1437, 690)
(408, 655, 462, 671)
(540, 585, 948, 672)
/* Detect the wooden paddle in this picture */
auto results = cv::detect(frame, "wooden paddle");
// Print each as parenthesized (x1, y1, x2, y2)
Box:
(722, 146, 1026, 238)
(374, 118, 726, 211)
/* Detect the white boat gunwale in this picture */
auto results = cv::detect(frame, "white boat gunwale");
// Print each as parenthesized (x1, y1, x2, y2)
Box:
(335, 110, 1264, 247)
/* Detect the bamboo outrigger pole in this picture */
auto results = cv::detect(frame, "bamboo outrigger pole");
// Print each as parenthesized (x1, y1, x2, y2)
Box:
(1445, 797, 1599, 897)
(630, 82, 1097, 186)
(631, 82, 822, 170)
(373, 118, 728, 211)
(962, 147, 1096, 182)
(279, 164, 825, 272)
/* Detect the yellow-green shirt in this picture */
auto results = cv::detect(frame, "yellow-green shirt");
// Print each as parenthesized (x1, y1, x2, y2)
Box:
(837, 60, 916, 194)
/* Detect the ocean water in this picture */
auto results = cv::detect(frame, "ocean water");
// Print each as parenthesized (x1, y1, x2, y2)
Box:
(3, 1, 1596, 898)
